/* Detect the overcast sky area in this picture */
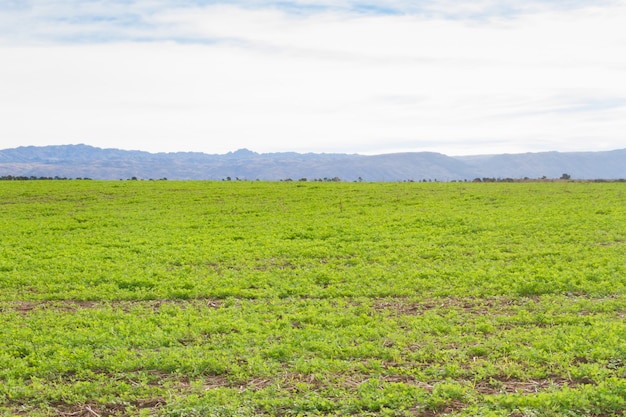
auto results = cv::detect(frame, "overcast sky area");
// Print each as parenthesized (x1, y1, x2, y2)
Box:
(1, 0, 625, 155)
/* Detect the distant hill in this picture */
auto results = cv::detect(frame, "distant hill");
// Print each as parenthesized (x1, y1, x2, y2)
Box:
(0, 144, 624, 181)
(457, 149, 626, 180)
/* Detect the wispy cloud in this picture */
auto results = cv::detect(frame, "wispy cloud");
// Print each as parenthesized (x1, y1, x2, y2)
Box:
(1, 0, 625, 154)
(2, 0, 623, 44)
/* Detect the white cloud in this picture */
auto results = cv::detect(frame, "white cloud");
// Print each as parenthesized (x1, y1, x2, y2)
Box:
(1, 1, 625, 155)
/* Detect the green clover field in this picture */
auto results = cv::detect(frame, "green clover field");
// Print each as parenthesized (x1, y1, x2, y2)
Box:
(1, 180, 625, 416)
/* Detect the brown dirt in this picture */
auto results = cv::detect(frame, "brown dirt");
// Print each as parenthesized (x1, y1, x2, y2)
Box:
(8, 298, 223, 314)
(54, 399, 165, 417)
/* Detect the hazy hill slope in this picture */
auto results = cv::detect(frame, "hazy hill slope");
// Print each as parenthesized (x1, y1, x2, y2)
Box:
(458, 149, 626, 179)
(0, 144, 624, 180)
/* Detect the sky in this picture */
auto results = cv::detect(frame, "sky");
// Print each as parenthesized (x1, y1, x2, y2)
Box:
(1, 0, 625, 156)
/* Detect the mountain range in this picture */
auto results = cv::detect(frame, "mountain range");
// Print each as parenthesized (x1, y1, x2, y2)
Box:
(1, 144, 625, 181)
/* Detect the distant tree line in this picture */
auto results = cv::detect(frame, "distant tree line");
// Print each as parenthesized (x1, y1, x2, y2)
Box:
(469, 174, 623, 183)
(0, 175, 92, 181)
(281, 177, 343, 182)
(124, 177, 168, 181)
(2, 174, 624, 182)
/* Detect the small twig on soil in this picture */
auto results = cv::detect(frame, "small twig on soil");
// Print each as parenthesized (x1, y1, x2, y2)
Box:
(85, 405, 101, 417)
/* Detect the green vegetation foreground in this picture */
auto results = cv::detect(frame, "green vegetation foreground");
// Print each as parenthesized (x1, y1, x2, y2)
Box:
(1, 181, 625, 416)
